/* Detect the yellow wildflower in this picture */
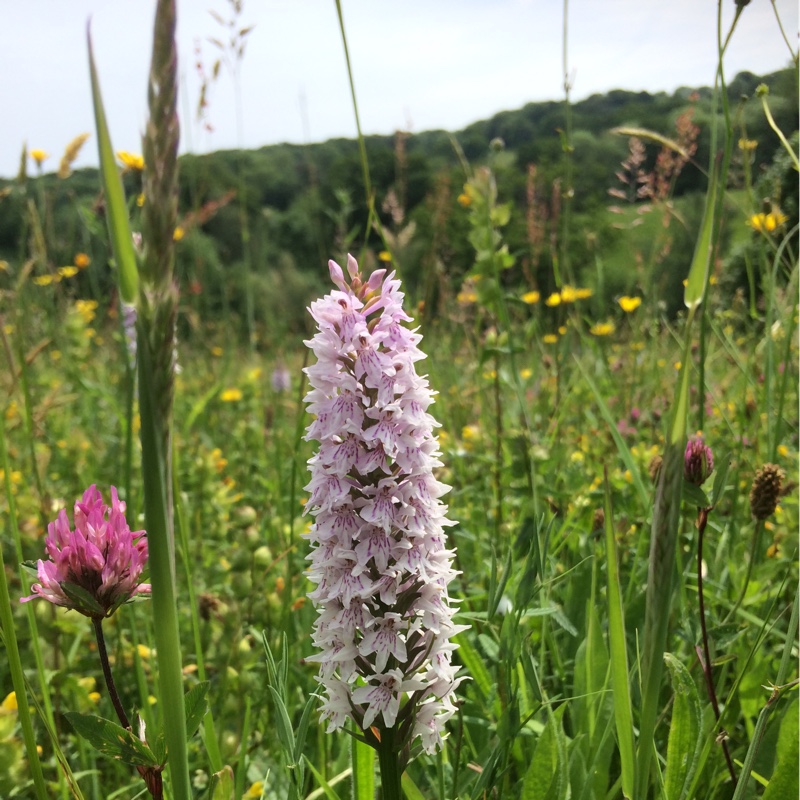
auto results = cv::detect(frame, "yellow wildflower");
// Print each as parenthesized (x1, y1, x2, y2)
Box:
(58, 266, 78, 278)
(777, 444, 789, 458)
(30, 149, 49, 166)
(211, 346, 223, 357)
(88, 692, 101, 704)
(589, 321, 615, 337)
(117, 150, 144, 171)
(748, 211, 788, 233)
(558, 325, 567, 335)
(574, 287, 593, 300)
(0, 260, 9, 271)
(3, 324, 13, 335)
(33, 275, 55, 286)
(560, 285, 577, 303)
(521, 290, 540, 304)
(75, 299, 98, 324)
(520, 368, 532, 379)
(543, 333, 558, 344)
(74, 252, 91, 269)
(1, 692, 17, 712)
(738, 138, 758, 151)
(457, 289, 478, 305)
(378, 250, 392, 262)
(173, 226, 185, 241)
(220, 388, 243, 402)
(457, 192, 472, 207)
(137, 644, 152, 659)
(545, 292, 561, 307)
(244, 781, 264, 799)
(618, 296, 641, 313)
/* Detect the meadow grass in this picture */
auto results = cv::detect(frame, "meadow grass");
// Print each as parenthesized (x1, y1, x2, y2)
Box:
(0, 1, 798, 799)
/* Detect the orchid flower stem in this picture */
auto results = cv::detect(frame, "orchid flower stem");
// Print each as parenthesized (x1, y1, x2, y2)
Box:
(695, 507, 737, 787)
(92, 617, 130, 731)
(377, 731, 402, 800)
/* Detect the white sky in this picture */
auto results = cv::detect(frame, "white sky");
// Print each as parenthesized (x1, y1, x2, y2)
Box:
(1, 0, 797, 178)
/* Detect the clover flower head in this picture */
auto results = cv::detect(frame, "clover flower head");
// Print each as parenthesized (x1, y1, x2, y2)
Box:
(303, 255, 466, 754)
(684, 436, 714, 487)
(22, 486, 149, 618)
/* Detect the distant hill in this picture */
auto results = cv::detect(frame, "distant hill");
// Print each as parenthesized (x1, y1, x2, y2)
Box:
(1, 67, 796, 336)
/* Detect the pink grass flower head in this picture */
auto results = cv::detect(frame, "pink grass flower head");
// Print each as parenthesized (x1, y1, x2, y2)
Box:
(22, 486, 150, 618)
(303, 256, 466, 755)
(684, 437, 714, 487)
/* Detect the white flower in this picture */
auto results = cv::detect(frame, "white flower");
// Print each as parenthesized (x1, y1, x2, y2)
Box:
(303, 256, 465, 753)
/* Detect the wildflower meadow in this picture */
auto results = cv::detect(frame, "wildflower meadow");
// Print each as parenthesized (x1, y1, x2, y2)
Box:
(0, 1, 798, 799)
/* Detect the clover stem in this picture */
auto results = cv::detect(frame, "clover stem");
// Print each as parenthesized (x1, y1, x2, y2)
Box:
(92, 616, 131, 730)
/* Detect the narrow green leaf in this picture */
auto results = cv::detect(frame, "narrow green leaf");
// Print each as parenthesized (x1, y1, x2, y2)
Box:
(400, 772, 426, 800)
(611, 126, 690, 159)
(351, 735, 375, 800)
(762, 700, 799, 800)
(64, 712, 159, 768)
(86, 26, 138, 304)
(522, 705, 567, 800)
(603, 473, 635, 799)
(454, 633, 492, 700)
(183, 681, 210, 739)
(576, 359, 650, 512)
(292, 694, 317, 765)
(59, 581, 107, 618)
(267, 686, 296, 757)
(305, 757, 344, 800)
(663, 654, 702, 800)
(684, 158, 719, 310)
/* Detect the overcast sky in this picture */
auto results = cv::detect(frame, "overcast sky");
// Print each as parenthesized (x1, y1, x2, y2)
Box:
(1, 0, 797, 178)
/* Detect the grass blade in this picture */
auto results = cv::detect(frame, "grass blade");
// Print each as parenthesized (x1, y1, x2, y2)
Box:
(86, 26, 138, 304)
(603, 471, 635, 799)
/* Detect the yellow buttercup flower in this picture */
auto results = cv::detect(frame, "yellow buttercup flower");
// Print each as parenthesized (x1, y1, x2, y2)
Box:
(457, 192, 472, 207)
(521, 290, 540, 304)
(574, 287, 593, 300)
(544, 292, 561, 307)
(618, 296, 641, 313)
(560, 285, 577, 303)
(520, 368, 532, 379)
(378, 250, 392, 262)
(58, 266, 79, 278)
(1, 692, 17, 712)
(74, 252, 91, 269)
(558, 325, 567, 335)
(748, 211, 788, 233)
(220, 388, 243, 402)
(542, 333, 558, 344)
(211, 346, 223, 357)
(33, 275, 56, 286)
(117, 150, 144, 171)
(74, 299, 98, 324)
(173, 226, 185, 241)
(590, 321, 615, 337)
(30, 149, 49, 166)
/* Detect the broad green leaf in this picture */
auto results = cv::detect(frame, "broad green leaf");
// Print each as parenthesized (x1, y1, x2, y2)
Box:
(663, 653, 702, 800)
(351, 735, 374, 800)
(87, 26, 138, 304)
(521, 705, 567, 800)
(681, 481, 710, 509)
(762, 700, 799, 800)
(604, 474, 635, 799)
(183, 681, 210, 739)
(210, 765, 234, 800)
(684, 158, 719, 310)
(64, 712, 159, 768)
